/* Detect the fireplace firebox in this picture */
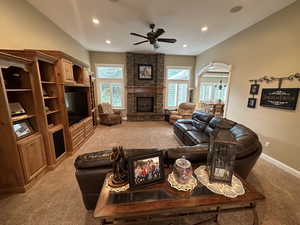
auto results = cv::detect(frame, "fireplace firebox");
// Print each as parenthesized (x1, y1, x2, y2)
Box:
(137, 97, 154, 112)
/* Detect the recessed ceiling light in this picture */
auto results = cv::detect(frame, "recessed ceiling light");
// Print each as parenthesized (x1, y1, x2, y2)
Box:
(230, 6, 243, 13)
(183, 44, 187, 48)
(92, 18, 99, 24)
(105, 40, 111, 44)
(201, 26, 208, 32)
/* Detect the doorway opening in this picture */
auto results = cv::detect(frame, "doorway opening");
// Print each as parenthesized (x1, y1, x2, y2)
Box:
(196, 63, 232, 118)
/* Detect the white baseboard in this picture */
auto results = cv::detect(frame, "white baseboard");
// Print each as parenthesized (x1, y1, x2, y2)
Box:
(260, 153, 300, 179)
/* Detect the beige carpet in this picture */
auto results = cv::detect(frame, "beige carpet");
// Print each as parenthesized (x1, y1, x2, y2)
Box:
(0, 121, 299, 225)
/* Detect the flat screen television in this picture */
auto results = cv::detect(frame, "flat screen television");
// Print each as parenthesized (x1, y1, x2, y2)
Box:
(64, 92, 89, 125)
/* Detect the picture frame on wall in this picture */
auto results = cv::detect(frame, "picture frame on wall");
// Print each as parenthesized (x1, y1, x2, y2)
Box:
(250, 84, 260, 95)
(138, 64, 153, 80)
(128, 151, 165, 189)
(247, 98, 257, 108)
(13, 120, 33, 139)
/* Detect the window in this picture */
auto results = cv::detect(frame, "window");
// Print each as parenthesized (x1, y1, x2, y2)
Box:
(166, 67, 190, 108)
(199, 82, 227, 102)
(96, 65, 124, 108)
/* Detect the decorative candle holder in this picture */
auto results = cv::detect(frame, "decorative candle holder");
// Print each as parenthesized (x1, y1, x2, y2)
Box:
(173, 156, 193, 184)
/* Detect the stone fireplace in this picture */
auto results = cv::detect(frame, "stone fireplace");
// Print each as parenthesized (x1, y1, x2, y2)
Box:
(126, 53, 165, 121)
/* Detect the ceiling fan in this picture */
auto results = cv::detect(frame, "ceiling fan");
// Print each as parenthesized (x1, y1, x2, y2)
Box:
(130, 24, 177, 49)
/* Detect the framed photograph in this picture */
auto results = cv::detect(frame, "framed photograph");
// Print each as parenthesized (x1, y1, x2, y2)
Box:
(9, 102, 26, 116)
(128, 151, 165, 189)
(247, 98, 257, 108)
(13, 121, 33, 139)
(250, 84, 260, 95)
(138, 64, 152, 80)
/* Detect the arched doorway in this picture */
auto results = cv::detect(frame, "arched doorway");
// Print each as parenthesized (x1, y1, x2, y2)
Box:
(195, 62, 232, 118)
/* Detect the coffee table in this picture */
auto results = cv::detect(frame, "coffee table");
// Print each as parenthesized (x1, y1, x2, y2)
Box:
(94, 169, 265, 225)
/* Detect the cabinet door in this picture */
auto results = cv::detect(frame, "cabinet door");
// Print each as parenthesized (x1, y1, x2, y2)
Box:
(18, 135, 47, 183)
(62, 59, 74, 83)
(82, 68, 90, 85)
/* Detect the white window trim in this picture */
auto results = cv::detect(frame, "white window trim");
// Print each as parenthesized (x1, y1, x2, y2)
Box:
(95, 64, 125, 109)
(165, 66, 191, 109)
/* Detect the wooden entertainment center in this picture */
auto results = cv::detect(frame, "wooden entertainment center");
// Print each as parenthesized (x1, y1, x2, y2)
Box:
(0, 50, 97, 193)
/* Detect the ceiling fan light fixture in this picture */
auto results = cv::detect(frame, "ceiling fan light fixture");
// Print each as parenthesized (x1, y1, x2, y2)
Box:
(92, 18, 99, 24)
(201, 26, 208, 32)
(130, 24, 176, 49)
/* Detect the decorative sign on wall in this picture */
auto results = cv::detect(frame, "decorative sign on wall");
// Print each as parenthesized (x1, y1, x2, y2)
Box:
(248, 73, 300, 110)
(260, 88, 299, 110)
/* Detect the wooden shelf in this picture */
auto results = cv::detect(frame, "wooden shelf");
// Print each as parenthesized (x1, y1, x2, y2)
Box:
(44, 96, 57, 100)
(6, 89, 32, 92)
(16, 132, 39, 142)
(64, 83, 90, 87)
(12, 114, 35, 122)
(46, 110, 60, 115)
(41, 81, 56, 84)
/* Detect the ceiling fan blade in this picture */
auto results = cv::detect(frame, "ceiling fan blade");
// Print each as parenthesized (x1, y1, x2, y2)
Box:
(154, 28, 165, 38)
(133, 40, 149, 45)
(130, 32, 148, 39)
(157, 38, 177, 43)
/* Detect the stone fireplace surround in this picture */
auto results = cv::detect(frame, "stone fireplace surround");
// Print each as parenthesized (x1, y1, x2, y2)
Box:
(126, 53, 165, 121)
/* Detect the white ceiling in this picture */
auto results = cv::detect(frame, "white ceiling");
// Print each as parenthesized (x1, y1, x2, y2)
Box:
(27, 0, 295, 55)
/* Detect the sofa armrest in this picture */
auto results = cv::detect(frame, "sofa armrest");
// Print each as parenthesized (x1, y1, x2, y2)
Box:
(170, 111, 179, 115)
(113, 109, 122, 115)
(176, 119, 193, 124)
(99, 113, 109, 117)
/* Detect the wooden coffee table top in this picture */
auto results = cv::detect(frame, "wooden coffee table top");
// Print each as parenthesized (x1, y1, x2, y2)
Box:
(94, 169, 265, 219)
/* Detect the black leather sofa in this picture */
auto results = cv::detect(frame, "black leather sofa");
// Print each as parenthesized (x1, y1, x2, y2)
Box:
(173, 111, 262, 179)
(75, 112, 262, 210)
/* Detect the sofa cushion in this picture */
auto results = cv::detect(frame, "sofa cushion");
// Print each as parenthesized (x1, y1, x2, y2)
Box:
(192, 119, 207, 131)
(230, 124, 258, 139)
(186, 130, 209, 145)
(175, 122, 194, 132)
(208, 117, 223, 128)
(204, 126, 214, 136)
(192, 111, 214, 123)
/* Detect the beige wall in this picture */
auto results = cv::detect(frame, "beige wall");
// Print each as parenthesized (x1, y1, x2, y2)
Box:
(165, 55, 196, 88)
(0, 0, 90, 64)
(195, 1, 300, 171)
(89, 52, 126, 74)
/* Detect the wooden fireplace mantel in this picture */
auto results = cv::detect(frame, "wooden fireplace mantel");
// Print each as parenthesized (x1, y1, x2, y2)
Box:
(127, 86, 164, 94)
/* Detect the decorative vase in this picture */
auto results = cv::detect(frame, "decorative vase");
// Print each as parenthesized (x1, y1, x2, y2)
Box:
(173, 156, 193, 184)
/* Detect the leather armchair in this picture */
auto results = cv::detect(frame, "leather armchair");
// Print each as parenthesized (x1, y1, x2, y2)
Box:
(169, 102, 196, 124)
(98, 103, 122, 125)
